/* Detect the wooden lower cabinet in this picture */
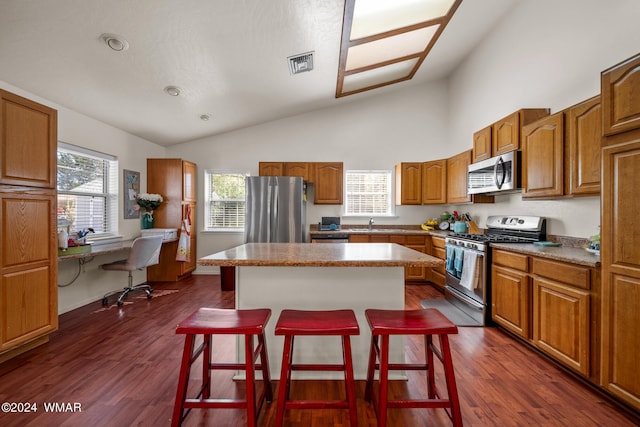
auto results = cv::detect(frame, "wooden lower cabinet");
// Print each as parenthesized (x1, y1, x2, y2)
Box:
(429, 236, 446, 288)
(491, 263, 531, 339)
(0, 188, 58, 360)
(348, 233, 430, 282)
(492, 248, 599, 381)
(532, 276, 590, 376)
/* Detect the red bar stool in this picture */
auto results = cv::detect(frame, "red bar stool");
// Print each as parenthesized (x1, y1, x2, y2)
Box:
(364, 308, 463, 427)
(274, 309, 360, 427)
(172, 308, 273, 427)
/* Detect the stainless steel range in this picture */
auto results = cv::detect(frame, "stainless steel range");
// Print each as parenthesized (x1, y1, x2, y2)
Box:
(433, 215, 546, 326)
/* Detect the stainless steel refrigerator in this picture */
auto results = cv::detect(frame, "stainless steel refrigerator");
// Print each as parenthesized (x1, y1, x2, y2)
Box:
(245, 176, 306, 243)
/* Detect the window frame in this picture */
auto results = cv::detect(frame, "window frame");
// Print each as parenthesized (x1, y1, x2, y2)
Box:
(56, 142, 118, 241)
(344, 169, 395, 217)
(204, 169, 249, 232)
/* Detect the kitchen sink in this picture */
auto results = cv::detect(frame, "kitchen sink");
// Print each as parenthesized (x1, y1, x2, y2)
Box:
(348, 228, 407, 233)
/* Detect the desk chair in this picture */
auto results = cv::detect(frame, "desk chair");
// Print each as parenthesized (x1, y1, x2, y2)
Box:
(100, 234, 164, 307)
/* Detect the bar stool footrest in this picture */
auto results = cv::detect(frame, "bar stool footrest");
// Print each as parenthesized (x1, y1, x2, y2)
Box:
(290, 363, 347, 372)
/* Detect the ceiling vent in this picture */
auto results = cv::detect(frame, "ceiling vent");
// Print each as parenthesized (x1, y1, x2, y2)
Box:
(288, 51, 314, 75)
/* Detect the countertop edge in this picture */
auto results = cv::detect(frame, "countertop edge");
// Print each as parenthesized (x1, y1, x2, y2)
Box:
(490, 242, 600, 268)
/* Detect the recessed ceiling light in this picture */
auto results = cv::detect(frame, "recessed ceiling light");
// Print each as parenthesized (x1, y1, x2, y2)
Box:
(100, 33, 129, 52)
(200, 114, 210, 121)
(164, 86, 181, 96)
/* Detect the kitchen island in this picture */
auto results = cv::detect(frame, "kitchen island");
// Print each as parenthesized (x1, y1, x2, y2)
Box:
(198, 242, 443, 379)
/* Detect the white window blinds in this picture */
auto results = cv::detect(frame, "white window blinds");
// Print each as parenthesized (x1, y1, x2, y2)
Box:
(345, 170, 393, 216)
(205, 170, 248, 230)
(57, 143, 118, 236)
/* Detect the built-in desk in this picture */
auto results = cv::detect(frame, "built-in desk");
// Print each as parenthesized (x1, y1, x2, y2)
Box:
(57, 239, 135, 262)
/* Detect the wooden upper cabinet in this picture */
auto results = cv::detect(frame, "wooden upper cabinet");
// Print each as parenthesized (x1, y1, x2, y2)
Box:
(472, 125, 492, 162)
(492, 109, 550, 156)
(284, 162, 313, 182)
(522, 112, 564, 198)
(395, 162, 422, 205)
(602, 54, 640, 136)
(182, 160, 197, 202)
(566, 96, 601, 195)
(0, 89, 57, 188)
(422, 159, 447, 204)
(258, 162, 284, 176)
(313, 162, 343, 204)
(446, 150, 471, 204)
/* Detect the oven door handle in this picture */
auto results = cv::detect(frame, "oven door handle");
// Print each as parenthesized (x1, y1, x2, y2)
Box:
(493, 156, 506, 189)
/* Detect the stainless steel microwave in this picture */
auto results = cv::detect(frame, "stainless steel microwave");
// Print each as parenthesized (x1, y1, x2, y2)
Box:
(467, 150, 521, 195)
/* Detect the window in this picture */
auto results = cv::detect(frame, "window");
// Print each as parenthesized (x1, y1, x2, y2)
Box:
(204, 170, 248, 230)
(344, 170, 393, 216)
(57, 142, 118, 238)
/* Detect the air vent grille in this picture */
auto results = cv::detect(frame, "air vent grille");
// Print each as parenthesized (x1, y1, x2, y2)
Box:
(288, 51, 314, 75)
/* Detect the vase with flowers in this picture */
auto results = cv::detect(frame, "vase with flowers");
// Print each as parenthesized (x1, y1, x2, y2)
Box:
(135, 193, 163, 229)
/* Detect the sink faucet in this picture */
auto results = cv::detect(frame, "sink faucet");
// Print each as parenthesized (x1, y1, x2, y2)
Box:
(368, 217, 375, 230)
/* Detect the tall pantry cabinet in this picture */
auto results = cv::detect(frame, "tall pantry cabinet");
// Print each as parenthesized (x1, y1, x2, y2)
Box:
(600, 53, 640, 412)
(146, 159, 197, 281)
(0, 89, 58, 362)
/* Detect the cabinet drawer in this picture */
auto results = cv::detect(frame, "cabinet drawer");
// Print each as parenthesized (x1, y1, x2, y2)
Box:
(370, 235, 390, 243)
(532, 258, 590, 290)
(389, 235, 406, 244)
(431, 236, 445, 249)
(406, 235, 426, 245)
(493, 249, 528, 272)
(433, 246, 446, 274)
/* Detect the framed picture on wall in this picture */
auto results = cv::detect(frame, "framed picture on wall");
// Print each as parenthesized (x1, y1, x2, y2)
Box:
(123, 169, 140, 219)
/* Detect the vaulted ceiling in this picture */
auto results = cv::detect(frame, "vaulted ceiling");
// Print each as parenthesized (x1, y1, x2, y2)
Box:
(0, 0, 517, 145)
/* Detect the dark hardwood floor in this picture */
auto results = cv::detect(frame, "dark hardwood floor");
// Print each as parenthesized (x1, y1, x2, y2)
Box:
(0, 275, 637, 426)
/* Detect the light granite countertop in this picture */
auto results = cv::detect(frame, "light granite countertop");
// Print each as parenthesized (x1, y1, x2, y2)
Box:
(198, 242, 444, 267)
(490, 242, 600, 268)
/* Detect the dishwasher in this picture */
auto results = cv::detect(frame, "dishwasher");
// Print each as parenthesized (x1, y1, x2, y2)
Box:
(310, 232, 349, 243)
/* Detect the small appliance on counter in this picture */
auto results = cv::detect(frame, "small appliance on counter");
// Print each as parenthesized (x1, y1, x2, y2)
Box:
(320, 216, 341, 231)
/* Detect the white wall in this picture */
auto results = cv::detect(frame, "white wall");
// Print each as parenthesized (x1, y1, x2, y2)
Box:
(0, 80, 166, 313)
(168, 81, 452, 273)
(446, 0, 640, 234)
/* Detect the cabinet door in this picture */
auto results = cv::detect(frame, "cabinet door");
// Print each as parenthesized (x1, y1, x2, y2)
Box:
(313, 162, 343, 204)
(0, 89, 57, 188)
(446, 150, 471, 204)
(422, 160, 447, 204)
(491, 264, 530, 339)
(601, 137, 640, 409)
(492, 112, 520, 154)
(522, 112, 564, 198)
(533, 277, 590, 376)
(182, 161, 197, 202)
(567, 96, 601, 195)
(258, 162, 284, 176)
(473, 126, 493, 162)
(284, 162, 312, 182)
(348, 234, 369, 243)
(0, 188, 57, 351)
(147, 158, 183, 229)
(395, 163, 422, 205)
(602, 53, 640, 136)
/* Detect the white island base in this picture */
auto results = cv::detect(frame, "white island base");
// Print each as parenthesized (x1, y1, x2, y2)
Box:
(236, 265, 405, 380)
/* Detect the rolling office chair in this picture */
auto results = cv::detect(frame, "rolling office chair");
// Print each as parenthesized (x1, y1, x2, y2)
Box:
(100, 234, 164, 307)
